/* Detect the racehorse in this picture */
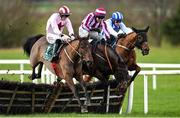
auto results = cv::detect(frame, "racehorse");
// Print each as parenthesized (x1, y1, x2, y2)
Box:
(84, 26, 150, 85)
(83, 42, 129, 104)
(115, 26, 150, 85)
(23, 35, 93, 112)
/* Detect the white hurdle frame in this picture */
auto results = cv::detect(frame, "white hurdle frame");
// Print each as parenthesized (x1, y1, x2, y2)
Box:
(0, 60, 180, 114)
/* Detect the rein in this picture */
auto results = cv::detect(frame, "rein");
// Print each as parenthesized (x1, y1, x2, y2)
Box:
(64, 40, 82, 63)
(116, 32, 138, 51)
(105, 44, 113, 71)
(65, 40, 81, 57)
(116, 44, 130, 51)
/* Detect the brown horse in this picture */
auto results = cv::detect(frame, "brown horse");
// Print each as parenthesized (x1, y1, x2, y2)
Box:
(23, 35, 93, 112)
(85, 27, 150, 83)
(115, 26, 150, 85)
(83, 42, 129, 104)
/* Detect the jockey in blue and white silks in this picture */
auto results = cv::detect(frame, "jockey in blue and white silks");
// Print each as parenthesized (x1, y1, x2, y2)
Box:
(103, 12, 133, 46)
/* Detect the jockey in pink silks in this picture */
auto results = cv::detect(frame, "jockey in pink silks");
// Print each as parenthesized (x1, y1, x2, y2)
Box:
(46, 5, 75, 61)
(79, 7, 110, 43)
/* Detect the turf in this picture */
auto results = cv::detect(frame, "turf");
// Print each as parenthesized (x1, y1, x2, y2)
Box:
(0, 44, 180, 117)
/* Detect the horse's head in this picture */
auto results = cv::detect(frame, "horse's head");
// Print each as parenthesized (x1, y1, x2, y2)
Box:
(132, 26, 150, 55)
(116, 26, 150, 56)
(78, 37, 93, 67)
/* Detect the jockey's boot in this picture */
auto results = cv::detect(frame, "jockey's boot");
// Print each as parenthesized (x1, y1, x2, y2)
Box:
(51, 40, 61, 62)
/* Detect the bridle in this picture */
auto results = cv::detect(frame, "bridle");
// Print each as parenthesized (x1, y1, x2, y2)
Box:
(115, 32, 145, 51)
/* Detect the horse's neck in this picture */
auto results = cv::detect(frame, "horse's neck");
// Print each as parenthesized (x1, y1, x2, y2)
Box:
(97, 44, 119, 63)
(66, 40, 80, 61)
(116, 33, 137, 61)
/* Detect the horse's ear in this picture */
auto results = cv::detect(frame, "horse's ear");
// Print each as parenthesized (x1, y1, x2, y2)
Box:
(132, 27, 138, 33)
(145, 26, 150, 32)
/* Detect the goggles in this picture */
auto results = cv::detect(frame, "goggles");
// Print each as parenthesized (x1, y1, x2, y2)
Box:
(96, 16, 105, 19)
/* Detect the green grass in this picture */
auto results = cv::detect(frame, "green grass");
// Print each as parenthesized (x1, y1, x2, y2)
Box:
(0, 44, 180, 117)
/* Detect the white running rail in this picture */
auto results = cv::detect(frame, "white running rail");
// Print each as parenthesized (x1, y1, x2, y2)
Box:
(125, 63, 180, 114)
(0, 60, 180, 114)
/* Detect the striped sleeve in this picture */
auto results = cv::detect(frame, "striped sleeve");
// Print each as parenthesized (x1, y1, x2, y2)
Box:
(82, 13, 93, 31)
(102, 21, 110, 39)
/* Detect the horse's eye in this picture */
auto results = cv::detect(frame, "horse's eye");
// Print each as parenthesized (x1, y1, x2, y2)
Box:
(138, 35, 143, 42)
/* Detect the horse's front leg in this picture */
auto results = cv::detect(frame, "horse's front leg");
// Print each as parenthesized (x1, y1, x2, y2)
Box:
(76, 75, 90, 106)
(29, 63, 39, 80)
(75, 64, 90, 106)
(128, 64, 141, 85)
(64, 72, 88, 113)
(94, 71, 109, 105)
(101, 78, 109, 105)
(36, 62, 43, 78)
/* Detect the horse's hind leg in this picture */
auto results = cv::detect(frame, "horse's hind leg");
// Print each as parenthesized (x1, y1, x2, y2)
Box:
(36, 62, 43, 78)
(29, 57, 42, 80)
(29, 63, 38, 80)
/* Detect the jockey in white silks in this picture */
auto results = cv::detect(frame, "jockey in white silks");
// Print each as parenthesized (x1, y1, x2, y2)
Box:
(103, 11, 133, 46)
(79, 7, 110, 43)
(46, 5, 75, 61)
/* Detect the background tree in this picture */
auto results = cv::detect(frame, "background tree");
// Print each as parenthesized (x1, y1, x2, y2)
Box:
(162, 4, 180, 45)
(0, 0, 37, 48)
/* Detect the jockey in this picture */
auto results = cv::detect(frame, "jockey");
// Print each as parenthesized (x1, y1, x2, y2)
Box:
(46, 5, 75, 61)
(79, 7, 110, 43)
(105, 11, 133, 46)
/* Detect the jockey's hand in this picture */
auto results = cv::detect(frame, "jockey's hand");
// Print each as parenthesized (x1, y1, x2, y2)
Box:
(60, 34, 64, 37)
(70, 35, 75, 40)
(117, 33, 127, 39)
(90, 28, 101, 33)
(66, 38, 72, 42)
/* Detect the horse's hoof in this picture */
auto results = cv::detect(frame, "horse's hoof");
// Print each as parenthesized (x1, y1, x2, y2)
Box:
(81, 108, 88, 113)
(84, 100, 91, 106)
(87, 101, 91, 106)
(81, 106, 88, 113)
(100, 100, 106, 106)
(28, 75, 34, 80)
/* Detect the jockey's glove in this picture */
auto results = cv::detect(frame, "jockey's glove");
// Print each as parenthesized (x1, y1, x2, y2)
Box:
(70, 34, 75, 40)
(66, 38, 72, 42)
(117, 33, 127, 39)
(59, 34, 64, 37)
(90, 28, 101, 33)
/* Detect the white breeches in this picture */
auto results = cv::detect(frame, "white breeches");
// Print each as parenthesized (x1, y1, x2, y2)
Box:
(79, 26, 89, 38)
(46, 33, 70, 44)
(79, 26, 103, 42)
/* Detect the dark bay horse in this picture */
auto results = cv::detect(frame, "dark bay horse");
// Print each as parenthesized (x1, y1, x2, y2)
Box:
(84, 27, 150, 85)
(115, 26, 150, 85)
(23, 35, 93, 112)
(83, 42, 129, 104)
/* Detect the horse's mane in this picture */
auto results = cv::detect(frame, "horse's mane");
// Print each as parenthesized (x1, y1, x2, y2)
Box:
(68, 36, 88, 43)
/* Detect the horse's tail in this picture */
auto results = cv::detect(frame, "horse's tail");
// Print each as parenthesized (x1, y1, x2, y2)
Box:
(23, 34, 44, 56)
